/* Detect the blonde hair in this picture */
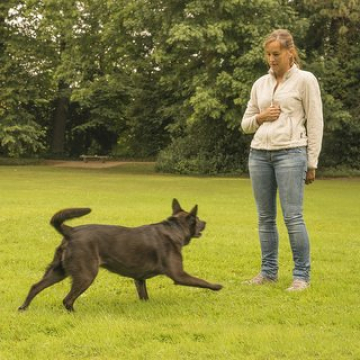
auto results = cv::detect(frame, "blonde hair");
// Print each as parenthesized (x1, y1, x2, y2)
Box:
(264, 29, 300, 67)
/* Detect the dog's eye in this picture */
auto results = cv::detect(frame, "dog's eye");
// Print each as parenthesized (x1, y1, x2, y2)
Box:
(188, 216, 196, 225)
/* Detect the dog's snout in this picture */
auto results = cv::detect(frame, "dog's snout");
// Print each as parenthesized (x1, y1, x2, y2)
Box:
(196, 220, 206, 233)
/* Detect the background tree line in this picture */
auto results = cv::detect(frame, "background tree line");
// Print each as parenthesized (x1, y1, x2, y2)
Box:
(0, 0, 359, 173)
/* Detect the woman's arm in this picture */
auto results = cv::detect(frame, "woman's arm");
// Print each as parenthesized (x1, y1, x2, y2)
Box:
(302, 72, 324, 170)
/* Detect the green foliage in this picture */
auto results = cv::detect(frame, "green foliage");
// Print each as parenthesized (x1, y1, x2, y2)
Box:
(1, 0, 359, 169)
(156, 118, 250, 175)
(0, 123, 46, 157)
(0, 1, 51, 157)
(154, 0, 302, 173)
(294, 0, 360, 169)
(69, 76, 130, 155)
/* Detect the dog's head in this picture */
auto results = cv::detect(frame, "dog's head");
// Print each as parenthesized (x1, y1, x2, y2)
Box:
(171, 199, 206, 244)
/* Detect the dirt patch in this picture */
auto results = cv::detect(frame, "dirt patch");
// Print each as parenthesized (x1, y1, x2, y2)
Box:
(44, 160, 154, 169)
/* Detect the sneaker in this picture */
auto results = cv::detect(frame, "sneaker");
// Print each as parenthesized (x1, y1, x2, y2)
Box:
(243, 273, 278, 285)
(286, 279, 309, 292)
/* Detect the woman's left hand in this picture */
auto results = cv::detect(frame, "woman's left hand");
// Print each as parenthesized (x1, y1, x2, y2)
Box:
(305, 169, 316, 185)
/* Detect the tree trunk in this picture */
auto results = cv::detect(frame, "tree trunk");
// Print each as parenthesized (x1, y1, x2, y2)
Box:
(51, 81, 69, 155)
(51, 35, 69, 155)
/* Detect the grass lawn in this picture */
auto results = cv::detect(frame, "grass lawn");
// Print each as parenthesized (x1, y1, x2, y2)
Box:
(0, 163, 359, 359)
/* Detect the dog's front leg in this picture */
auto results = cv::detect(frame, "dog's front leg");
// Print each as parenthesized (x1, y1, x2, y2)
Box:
(166, 256, 222, 291)
(169, 270, 223, 291)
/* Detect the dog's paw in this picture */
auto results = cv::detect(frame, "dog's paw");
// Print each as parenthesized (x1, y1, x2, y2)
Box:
(211, 284, 223, 291)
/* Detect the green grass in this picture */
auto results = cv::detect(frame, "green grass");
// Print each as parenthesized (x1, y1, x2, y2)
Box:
(0, 164, 359, 359)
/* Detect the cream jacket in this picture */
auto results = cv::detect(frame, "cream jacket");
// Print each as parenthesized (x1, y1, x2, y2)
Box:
(241, 65, 323, 169)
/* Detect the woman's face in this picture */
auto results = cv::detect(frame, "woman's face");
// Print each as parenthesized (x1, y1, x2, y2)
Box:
(265, 40, 292, 78)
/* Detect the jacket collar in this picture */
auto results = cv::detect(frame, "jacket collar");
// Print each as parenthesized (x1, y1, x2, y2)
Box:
(269, 64, 299, 80)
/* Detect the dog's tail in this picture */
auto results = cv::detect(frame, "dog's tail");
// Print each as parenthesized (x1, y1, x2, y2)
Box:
(50, 208, 91, 238)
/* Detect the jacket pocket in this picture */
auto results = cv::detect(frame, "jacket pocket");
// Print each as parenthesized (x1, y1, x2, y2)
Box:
(269, 115, 293, 146)
(253, 123, 270, 146)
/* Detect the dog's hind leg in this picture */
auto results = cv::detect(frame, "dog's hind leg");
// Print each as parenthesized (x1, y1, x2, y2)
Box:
(134, 279, 149, 301)
(62, 268, 98, 311)
(18, 266, 67, 311)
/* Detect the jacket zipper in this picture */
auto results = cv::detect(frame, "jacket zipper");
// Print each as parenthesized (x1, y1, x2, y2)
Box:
(267, 82, 280, 147)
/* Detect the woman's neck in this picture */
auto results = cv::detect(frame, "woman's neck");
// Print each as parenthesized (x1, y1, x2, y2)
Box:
(274, 67, 290, 83)
(274, 71, 286, 82)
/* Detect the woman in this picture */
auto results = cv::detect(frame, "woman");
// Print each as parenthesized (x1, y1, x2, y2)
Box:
(241, 29, 323, 291)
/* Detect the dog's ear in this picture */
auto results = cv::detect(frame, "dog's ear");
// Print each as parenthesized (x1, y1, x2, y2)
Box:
(189, 205, 198, 217)
(172, 198, 182, 214)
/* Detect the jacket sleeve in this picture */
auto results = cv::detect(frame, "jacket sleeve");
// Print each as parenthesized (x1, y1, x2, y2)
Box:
(241, 83, 260, 134)
(302, 73, 324, 169)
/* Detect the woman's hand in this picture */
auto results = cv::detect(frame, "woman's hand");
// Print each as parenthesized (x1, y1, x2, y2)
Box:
(306, 169, 316, 185)
(256, 105, 281, 125)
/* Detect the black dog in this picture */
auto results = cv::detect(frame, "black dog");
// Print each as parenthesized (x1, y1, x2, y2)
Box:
(19, 199, 222, 311)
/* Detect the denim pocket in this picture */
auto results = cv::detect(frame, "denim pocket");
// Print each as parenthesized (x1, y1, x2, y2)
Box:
(285, 147, 307, 171)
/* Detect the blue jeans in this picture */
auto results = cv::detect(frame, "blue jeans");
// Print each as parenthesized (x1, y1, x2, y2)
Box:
(248, 147, 310, 282)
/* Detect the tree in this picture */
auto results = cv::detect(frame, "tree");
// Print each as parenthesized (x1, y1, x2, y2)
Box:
(99, 0, 178, 158)
(155, 0, 303, 173)
(291, 0, 360, 168)
(0, 1, 47, 157)
(1, 0, 359, 170)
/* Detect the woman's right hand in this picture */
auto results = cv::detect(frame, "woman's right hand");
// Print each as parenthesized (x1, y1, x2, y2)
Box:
(256, 105, 281, 125)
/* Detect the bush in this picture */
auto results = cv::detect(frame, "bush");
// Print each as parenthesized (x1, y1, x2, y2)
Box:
(155, 118, 250, 175)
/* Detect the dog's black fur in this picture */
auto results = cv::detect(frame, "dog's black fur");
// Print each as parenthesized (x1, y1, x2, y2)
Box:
(19, 199, 222, 311)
